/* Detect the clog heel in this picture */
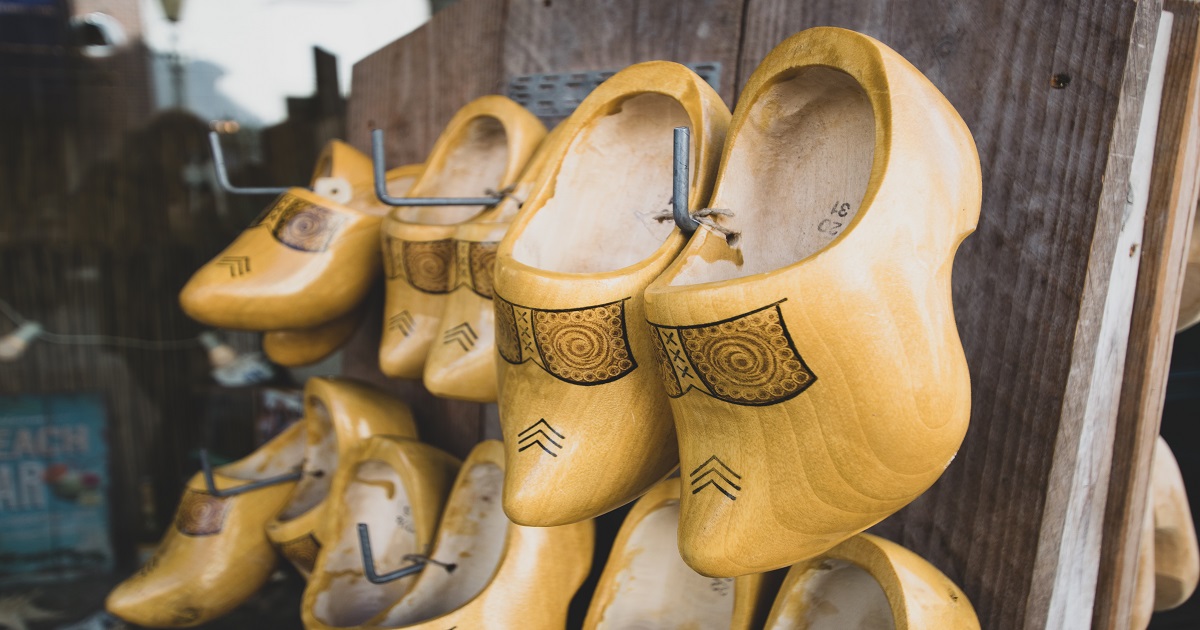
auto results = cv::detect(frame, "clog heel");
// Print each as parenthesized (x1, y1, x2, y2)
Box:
(179, 141, 420, 331)
(106, 421, 306, 627)
(265, 377, 418, 577)
(301, 437, 460, 630)
(583, 478, 780, 630)
(364, 440, 593, 630)
(494, 61, 730, 526)
(421, 124, 568, 402)
(379, 95, 546, 379)
(762, 534, 979, 629)
(643, 26, 981, 576)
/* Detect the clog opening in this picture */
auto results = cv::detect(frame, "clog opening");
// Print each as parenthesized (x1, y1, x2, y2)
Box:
(376, 462, 507, 626)
(767, 559, 894, 630)
(593, 500, 735, 629)
(276, 398, 337, 520)
(395, 116, 510, 225)
(671, 66, 875, 285)
(220, 420, 304, 481)
(312, 459, 419, 627)
(511, 92, 685, 274)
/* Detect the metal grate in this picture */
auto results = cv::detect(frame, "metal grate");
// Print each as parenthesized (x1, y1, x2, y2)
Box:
(507, 62, 722, 122)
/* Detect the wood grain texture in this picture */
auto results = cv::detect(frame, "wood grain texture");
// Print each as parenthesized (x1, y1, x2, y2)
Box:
(1095, 3, 1200, 627)
(502, 0, 746, 105)
(737, 1, 1160, 628)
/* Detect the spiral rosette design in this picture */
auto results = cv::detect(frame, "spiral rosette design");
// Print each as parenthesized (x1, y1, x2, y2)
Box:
(402, 239, 455, 294)
(651, 301, 816, 406)
(495, 298, 522, 364)
(468, 242, 499, 299)
(174, 489, 231, 536)
(271, 200, 345, 253)
(533, 301, 636, 386)
(278, 533, 321, 573)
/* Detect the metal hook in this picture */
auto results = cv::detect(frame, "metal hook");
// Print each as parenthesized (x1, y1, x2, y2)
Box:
(371, 129, 505, 207)
(199, 449, 302, 498)
(356, 523, 457, 584)
(672, 126, 700, 234)
(207, 131, 296, 196)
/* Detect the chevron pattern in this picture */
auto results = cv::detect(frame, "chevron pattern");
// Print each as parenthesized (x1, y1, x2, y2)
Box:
(517, 419, 564, 457)
(689, 455, 742, 500)
(388, 311, 414, 336)
(442, 322, 477, 351)
(216, 256, 251, 277)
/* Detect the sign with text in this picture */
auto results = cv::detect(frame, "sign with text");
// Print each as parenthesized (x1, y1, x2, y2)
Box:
(0, 394, 112, 584)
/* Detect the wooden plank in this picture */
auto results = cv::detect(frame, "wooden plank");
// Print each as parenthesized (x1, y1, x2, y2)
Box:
(1095, 2, 1200, 627)
(501, 0, 746, 105)
(739, 1, 1160, 628)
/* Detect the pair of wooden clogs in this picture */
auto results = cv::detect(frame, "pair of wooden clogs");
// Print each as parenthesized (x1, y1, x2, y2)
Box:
(179, 142, 424, 367)
(105, 378, 594, 629)
(584, 478, 980, 629)
(377, 99, 557, 402)
(493, 25, 981, 579)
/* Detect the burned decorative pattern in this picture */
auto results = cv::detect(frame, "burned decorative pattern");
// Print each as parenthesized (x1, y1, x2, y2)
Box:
(496, 295, 637, 386)
(467, 241, 500, 298)
(402, 239, 455, 294)
(175, 489, 231, 536)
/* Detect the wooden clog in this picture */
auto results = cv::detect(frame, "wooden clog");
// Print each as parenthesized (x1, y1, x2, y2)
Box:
(379, 96, 547, 379)
(106, 421, 306, 627)
(179, 141, 422, 331)
(365, 440, 593, 629)
(1151, 435, 1199, 610)
(1177, 223, 1200, 331)
(762, 534, 979, 629)
(421, 125, 568, 402)
(642, 27, 980, 576)
(494, 61, 731, 526)
(265, 377, 419, 577)
(583, 478, 779, 629)
(301, 436, 460, 629)
(262, 306, 365, 367)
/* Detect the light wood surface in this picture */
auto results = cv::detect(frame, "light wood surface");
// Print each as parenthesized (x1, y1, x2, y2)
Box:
(379, 95, 546, 380)
(1151, 436, 1200, 611)
(301, 436, 460, 630)
(367, 440, 594, 629)
(179, 143, 414, 331)
(262, 306, 365, 368)
(643, 27, 979, 577)
(106, 421, 307, 627)
(265, 377, 419, 578)
(762, 533, 979, 629)
(583, 478, 779, 630)
(494, 60, 731, 527)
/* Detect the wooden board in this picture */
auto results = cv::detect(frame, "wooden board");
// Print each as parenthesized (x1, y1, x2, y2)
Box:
(344, 1, 1168, 626)
(1095, 2, 1200, 627)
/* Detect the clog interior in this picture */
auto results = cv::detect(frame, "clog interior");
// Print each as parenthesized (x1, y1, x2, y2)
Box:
(394, 116, 511, 225)
(311, 460, 420, 627)
(218, 419, 304, 481)
(511, 92, 685, 274)
(765, 559, 894, 630)
(593, 500, 735, 630)
(374, 461, 508, 626)
(275, 398, 337, 520)
(672, 66, 876, 285)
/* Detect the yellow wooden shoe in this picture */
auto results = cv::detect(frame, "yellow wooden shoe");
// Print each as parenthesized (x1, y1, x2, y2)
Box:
(494, 61, 731, 526)
(1151, 435, 1199, 611)
(179, 140, 422, 331)
(422, 125, 568, 402)
(762, 534, 979, 629)
(379, 95, 547, 379)
(583, 478, 779, 630)
(265, 376, 419, 577)
(262, 306, 365, 367)
(364, 439, 593, 630)
(301, 436, 460, 630)
(642, 27, 981, 576)
(106, 421, 306, 627)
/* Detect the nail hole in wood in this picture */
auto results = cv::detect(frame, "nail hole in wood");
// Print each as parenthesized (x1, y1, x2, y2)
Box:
(1050, 73, 1071, 89)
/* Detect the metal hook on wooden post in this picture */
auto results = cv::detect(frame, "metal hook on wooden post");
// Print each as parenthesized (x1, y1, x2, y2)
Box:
(207, 131, 296, 196)
(370, 129, 505, 207)
(672, 126, 700, 234)
(199, 449, 301, 498)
